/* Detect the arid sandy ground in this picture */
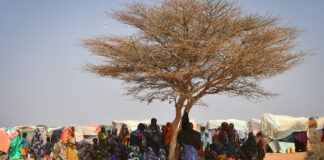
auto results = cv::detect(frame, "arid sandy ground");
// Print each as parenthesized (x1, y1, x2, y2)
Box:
(265, 152, 306, 160)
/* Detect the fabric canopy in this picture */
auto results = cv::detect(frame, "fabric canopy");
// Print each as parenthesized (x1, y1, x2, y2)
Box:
(261, 113, 309, 139)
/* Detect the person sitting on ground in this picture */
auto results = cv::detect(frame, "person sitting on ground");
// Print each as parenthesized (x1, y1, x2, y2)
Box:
(209, 137, 225, 160)
(143, 147, 158, 160)
(44, 136, 53, 159)
(92, 138, 104, 160)
(225, 134, 238, 160)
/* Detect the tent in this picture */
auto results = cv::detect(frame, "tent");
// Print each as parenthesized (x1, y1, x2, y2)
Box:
(112, 120, 150, 133)
(261, 113, 309, 139)
(248, 118, 261, 136)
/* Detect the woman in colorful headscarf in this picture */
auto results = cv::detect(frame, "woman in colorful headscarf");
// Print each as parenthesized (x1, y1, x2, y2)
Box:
(119, 124, 130, 147)
(164, 122, 172, 146)
(30, 128, 45, 160)
(64, 127, 78, 160)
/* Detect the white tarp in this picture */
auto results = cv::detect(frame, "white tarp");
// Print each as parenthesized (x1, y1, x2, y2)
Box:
(206, 119, 249, 132)
(249, 118, 261, 136)
(261, 113, 309, 139)
(315, 117, 324, 130)
(112, 120, 150, 132)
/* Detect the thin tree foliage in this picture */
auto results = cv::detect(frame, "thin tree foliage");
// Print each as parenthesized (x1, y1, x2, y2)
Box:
(83, 0, 306, 108)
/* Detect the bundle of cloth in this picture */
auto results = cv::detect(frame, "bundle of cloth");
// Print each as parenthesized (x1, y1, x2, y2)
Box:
(0, 127, 23, 159)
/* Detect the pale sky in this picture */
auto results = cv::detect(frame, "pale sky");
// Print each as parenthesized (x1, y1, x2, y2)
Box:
(1, 0, 323, 127)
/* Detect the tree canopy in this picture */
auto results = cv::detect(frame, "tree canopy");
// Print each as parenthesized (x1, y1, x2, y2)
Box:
(83, 0, 306, 108)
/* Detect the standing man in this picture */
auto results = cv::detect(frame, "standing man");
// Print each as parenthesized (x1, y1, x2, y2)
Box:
(144, 118, 161, 155)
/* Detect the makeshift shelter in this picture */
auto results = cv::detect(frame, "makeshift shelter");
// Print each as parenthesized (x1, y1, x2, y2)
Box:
(206, 119, 248, 139)
(261, 113, 309, 140)
(15, 125, 47, 143)
(248, 118, 261, 136)
(14, 126, 37, 141)
(81, 125, 99, 144)
(112, 120, 150, 133)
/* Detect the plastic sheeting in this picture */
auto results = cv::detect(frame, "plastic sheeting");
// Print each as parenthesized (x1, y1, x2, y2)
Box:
(249, 118, 261, 136)
(261, 113, 309, 139)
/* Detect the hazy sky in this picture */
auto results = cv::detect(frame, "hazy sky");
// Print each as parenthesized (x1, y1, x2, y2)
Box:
(1, 0, 323, 127)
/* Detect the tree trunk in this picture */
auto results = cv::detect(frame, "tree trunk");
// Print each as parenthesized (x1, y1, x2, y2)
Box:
(168, 106, 182, 160)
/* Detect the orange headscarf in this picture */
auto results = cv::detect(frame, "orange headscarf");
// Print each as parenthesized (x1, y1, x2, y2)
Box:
(165, 122, 172, 145)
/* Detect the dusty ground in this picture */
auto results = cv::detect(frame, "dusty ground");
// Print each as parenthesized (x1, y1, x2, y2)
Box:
(265, 152, 306, 160)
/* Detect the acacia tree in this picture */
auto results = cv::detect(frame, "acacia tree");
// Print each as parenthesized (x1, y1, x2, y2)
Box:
(83, 0, 306, 158)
